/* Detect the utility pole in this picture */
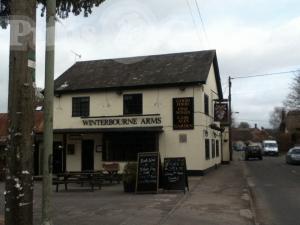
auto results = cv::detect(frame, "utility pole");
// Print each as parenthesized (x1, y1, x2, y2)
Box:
(5, 0, 36, 224)
(228, 76, 232, 161)
(42, 1, 56, 225)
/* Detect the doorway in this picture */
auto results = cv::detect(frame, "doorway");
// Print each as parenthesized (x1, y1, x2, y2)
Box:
(53, 142, 63, 174)
(34, 142, 40, 175)
(81, 140, 94, 171)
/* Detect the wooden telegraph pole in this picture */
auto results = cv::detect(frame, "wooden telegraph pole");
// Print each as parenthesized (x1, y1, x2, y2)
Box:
(42, 1, 56, 225)
(228, 76, 232, 161)
(5, 0, 36, 224)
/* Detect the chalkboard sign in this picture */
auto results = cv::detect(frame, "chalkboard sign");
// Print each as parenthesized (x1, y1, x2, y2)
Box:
(163, 157, 189, 193)
(136, 152, 160, 193)
(173, 97, 194, 130)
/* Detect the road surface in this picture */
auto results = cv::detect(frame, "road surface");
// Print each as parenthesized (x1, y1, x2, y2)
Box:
(243, 154, 300, 225)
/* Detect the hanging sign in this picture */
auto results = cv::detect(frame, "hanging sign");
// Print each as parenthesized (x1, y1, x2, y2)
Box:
(214, 103, 228, 123)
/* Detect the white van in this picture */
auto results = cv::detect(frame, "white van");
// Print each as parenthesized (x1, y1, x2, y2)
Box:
(262, 140, 279, 156)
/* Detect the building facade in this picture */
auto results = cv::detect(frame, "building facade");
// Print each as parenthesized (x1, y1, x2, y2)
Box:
(50, 50, 229, 175)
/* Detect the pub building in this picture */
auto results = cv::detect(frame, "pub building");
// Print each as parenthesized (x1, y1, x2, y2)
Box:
(46, 50, 229, 175)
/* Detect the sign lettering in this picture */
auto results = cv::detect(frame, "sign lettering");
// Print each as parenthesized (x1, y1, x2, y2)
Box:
(163, 157, 189, 193)
(173, 97, 194, 130)
(82, 115, 162, 128)
(136, 152, 160, 193)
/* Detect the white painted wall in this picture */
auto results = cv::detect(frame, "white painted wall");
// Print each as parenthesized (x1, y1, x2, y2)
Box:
(222, 127, 230, 162)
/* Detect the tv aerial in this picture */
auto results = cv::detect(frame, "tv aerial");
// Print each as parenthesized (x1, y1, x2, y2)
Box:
(71, 50, 82, 63)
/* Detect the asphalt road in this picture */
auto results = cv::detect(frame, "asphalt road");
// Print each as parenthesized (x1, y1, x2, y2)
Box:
(243, 154, 300, 225)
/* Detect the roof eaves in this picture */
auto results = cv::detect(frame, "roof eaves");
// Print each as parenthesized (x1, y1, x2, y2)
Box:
(212, 52, 223, 100)
(54, 81, 205, 95)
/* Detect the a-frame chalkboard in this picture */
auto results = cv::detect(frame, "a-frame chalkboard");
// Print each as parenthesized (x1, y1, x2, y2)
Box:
(163, 157, 189, 193)
(136, 152, 160, 194)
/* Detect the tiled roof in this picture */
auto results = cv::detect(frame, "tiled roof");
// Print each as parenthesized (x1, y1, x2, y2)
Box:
(232, 128, 273, 142)
(54, 50, 223, 99)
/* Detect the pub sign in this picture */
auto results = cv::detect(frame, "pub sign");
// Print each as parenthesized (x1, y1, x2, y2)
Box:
(214, 103, 228, 123)
(173, 97, 194, 130)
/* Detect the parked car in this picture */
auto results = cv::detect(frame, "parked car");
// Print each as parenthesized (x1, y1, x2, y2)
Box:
(233, 143, 244, 151)
(262, 140, 279, 156)
(286, 147, 300, 165)
(244, 145, 263, 160)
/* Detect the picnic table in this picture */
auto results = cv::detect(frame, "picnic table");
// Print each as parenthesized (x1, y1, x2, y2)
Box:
(53, 171, 104, 192)
(102, 163, 121, 184)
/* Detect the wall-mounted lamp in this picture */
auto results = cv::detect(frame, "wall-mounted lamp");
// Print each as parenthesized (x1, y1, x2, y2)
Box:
(179, 86, 186, 91)
(116, 90, 123, 95)
(213, 132, 217, 138)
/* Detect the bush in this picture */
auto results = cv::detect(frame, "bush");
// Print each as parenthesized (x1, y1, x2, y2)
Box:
(122, 162, 137, 192)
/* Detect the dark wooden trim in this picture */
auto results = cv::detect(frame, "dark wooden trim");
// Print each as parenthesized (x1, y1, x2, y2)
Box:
(212, 54, 223, 100)
(54, 127, 164, 134)
(81, 114, 160, 119)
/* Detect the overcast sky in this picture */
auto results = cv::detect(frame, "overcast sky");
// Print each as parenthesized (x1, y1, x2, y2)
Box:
(1, 0, 300, 128)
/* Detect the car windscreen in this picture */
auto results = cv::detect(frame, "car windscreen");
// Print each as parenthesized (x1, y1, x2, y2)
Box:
(248, 146, 260, 150)
(291, 149, 300, 154)
(264, 143, 277, 148)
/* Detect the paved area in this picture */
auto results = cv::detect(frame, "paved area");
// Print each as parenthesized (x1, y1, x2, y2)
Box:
(243, 154, 300, 225)
(0, 160, 254, 225)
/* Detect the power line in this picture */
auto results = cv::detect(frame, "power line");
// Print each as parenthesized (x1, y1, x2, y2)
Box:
(231, 69, 300, 80)
(236, 118, 269, 122)
(185, 0, 204, 46)
(193, 0, 210, 48)
(231, 86, 291, 95)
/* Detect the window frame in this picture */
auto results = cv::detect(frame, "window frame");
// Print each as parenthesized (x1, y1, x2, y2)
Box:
(212, 139, 216, 158)
(205, 139, 210, 160)
(216, 140, 220, 157)
(102, 132, 157, 161)
(204, 94, 209, 116)
(72, 96, 90, 117)
(123, 93, 143, 115)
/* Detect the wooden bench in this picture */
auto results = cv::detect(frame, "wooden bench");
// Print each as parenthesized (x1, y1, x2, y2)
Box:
(53, 171, 104, 192)
(102, 163, 121, 184)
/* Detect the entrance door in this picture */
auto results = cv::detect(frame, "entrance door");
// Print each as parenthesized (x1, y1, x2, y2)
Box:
(81, 140, 94, 171)
(53, 142, 63, 174)
(34, 142, 40, 175)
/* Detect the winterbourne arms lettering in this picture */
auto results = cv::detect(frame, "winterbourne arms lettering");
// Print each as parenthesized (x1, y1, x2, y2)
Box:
(82, 116, 162, 127)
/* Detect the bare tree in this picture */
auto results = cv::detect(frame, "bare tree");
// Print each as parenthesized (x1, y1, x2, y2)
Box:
(238, 122, 251, 129)
(269, 107, 285, 130)
(284, 71, 300, 110)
